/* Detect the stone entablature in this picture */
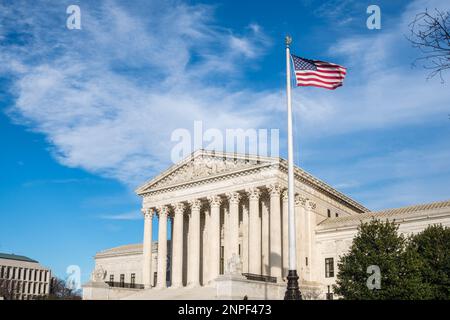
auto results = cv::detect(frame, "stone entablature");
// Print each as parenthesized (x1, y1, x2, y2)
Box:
(137, 150, 367, 214)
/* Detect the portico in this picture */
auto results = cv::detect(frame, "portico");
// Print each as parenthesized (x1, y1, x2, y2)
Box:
(83, 149, 450, 300)
(136, 149, 367, 290)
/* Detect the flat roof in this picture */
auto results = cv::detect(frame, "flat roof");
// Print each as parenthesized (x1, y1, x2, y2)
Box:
(0, 253, 38, 263)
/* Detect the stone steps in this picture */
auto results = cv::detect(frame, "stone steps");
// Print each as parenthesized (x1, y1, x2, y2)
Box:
(122, 285, 217, 300)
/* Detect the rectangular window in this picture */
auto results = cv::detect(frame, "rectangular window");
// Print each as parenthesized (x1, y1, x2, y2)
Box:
(120, 274, 125, 287)
(12, 267, 16, 279)
(130, 273, 136, 288)
(327, 209, 331, 218)
(335, 213, 339, 217)
(0, 266, 3, 278)
(325, 258, 334, 278)
(305, 257, 308, 266)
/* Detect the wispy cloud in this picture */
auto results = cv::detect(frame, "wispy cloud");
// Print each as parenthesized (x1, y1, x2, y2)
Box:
(22, 178, 94, 187)
(1, 0, 275, 186)
(99, 211, 141, 221)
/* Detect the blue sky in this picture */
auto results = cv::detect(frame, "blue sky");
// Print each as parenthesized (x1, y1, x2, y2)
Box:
(0, 0, 449, 283)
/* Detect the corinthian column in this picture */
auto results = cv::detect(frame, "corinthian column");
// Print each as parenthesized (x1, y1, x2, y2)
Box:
(241, 201, 249, 274)
(223, 206, 230, 264)
(157, 206, 169, 288)
(208, 195, 222, 282)
(142, 208, 153, 289)
(188, 199, 201, 286)
(226, 192, 241, 259)
(246, 187, 261, 275)
(305, 200, 316, 282)
(171, 203, 184, 288)
(261, 194, 270, 275)
(295, 194, 306, 281)
(282, 190, 289, 279)
(268, 183, 282, 279)
(202, 208, 210, 284)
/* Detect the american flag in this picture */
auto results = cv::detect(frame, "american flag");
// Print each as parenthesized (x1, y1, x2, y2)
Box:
(291, 55, 346, 90)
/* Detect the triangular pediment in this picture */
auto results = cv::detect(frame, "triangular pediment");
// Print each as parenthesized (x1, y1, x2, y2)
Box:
(136, 149, 369, 213)
(136, 149, 279, 194)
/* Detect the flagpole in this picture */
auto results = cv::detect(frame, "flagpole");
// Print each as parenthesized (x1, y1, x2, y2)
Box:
(284, 35, 302, 300)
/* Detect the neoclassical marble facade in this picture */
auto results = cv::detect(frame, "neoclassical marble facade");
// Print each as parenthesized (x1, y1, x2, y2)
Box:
(83, 149, 450, 300)
(136, 149, 367, 290)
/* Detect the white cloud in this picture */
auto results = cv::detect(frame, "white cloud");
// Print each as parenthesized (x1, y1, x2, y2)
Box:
(99, 211, 142, 221)
(1, 0, 276, 186)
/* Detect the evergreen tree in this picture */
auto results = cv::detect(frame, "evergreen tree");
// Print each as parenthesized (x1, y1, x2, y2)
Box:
(407, 224, 450, 299)
(333, 219, 432, 299)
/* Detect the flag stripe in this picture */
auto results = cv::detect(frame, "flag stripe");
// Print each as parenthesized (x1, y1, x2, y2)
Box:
(296, 77, 344, 85)
(317, 67, 347, 74)
(295, 71, 345, 79)
(297, 82, 342, 90)
(296, 79, 341, 87)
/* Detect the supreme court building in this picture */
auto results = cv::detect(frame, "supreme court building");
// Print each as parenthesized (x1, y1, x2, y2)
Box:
(82, 149, 450, 300)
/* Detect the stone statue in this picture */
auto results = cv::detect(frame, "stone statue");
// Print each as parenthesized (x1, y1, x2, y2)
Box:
(226, 253, 243, 275)
(92, 266, 106, 282)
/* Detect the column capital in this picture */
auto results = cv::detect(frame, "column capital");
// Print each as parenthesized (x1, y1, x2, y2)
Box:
(245, 187, 261, 201)
(267, 183, 282, 196)
(188, 199, 202, 210)
(172, 202, 185, 215)
(306, 199, 316, 211)
(207, 195, 222, 207)
(141, 208, 154, 219)
(226, 191, 241, 204)
(294, 194, 307, 207)
(156, 205, 169, 217)
(282, 189, 289, 202)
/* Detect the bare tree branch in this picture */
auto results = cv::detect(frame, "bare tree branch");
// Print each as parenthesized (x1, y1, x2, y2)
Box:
(406, 8, 450, 82)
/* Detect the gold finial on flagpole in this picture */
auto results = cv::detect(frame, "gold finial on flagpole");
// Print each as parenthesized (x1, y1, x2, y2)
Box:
(285, 35, 292, 46)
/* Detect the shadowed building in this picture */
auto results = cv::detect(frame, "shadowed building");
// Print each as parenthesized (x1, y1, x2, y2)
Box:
(0, 253, 51, 300)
